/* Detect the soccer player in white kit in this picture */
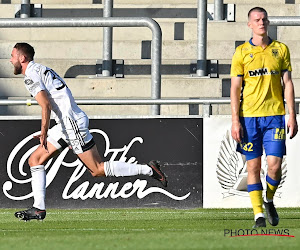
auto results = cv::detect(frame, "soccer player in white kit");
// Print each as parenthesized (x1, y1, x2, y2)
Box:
(10, 43, 167, 221)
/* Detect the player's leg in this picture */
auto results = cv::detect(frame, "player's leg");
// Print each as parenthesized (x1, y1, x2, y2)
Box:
(247, 157, 266, 228)
(67, 115, 167, 186)
(266, 155, 282, 201)
(15, 125, 67, 221)
(237, 117, 265, 227)
(76, 143, 167, 187)
(262, 155, 281, 226)
(15, 140, 62, 221)
(263, 115, 285, 226)
(67, 116, 152, 178)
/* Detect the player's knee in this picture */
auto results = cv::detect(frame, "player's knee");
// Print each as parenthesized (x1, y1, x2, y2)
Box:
(248, 167, 261, 176)
(28, 154, 43, 167)
(90, 170, 105, 177)
(90, 165, 105, 177)
(28, 155, 37, 167)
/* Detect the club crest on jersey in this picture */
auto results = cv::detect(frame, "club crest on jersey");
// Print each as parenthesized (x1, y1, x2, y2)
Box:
(249, 53, 253, 58)
(272, 49, 279, 58)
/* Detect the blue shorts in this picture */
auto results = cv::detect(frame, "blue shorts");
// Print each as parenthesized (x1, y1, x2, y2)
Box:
(237, 115, 286, 161)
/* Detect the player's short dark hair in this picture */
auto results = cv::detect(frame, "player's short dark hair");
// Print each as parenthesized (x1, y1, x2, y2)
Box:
(248, 7, 268, 19)
(13, 42, 35, 61)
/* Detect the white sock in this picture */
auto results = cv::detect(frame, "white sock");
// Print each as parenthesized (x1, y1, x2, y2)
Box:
(30, 165, 46, 210)
(104, 161, 153, 177)
(254, 213, 265, 221)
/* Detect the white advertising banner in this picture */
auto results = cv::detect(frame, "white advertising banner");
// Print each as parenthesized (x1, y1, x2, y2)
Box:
(203, 115, 300, 208)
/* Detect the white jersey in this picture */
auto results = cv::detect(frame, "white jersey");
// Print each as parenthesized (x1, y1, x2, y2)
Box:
(24, 61, 86, 123)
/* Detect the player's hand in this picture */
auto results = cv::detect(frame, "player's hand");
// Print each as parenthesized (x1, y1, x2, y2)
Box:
(231, 121, 243, 143)
(287, 116, 298, 139)
(33, 133, 49, 152)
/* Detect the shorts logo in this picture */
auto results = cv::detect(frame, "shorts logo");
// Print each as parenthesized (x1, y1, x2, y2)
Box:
(273, 128, 285, 140)
(70, 139, 82, 154)
(272, 49, 279, 58)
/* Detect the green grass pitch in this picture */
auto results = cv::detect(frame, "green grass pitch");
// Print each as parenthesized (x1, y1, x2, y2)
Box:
(0, 208, 299, 250)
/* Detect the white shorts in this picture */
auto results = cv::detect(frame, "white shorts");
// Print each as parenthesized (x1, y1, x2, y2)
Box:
(47, 116, 95, 154)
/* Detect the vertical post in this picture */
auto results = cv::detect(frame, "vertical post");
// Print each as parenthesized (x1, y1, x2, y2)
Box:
(102, 0, 113, 77)
(21, 0, 30, 18)
(149, 19, 162, 115)
(203, 103, 212, 117)
(197, 0, 207, 76)
(214, 0, 224, 21)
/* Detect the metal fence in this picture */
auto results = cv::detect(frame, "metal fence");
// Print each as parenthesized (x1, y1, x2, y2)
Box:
(0, 98, 230, 117)
(7, 1, 300, 118)
(0, 17, 162, 115)
(2, 98, 300, 117)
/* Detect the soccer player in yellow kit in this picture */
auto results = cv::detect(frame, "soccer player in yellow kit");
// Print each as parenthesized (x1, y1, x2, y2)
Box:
(230, 7, 298, 228)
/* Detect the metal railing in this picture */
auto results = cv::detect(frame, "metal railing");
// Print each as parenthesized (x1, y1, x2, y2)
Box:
(13, 1, 228, 111)
(0, 17, 162, 115)
(196, 0, 225, 77)
(197, 0, 207, 77)
(269, 16, 300, 25)
(20, 0, 31, 18)
(214, 0, 224, 21)
(18, 0, 224, 79)
(0, 98, 229, 118)
(2, 98, 300, 117)
(2, 97, 299, 117)
(102, 0, 114, 77)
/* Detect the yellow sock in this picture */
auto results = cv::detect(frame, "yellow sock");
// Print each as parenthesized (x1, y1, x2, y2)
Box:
(248, 183, 263, 218)
(266, 175, 280, 201)
(249, 190, 263, 215)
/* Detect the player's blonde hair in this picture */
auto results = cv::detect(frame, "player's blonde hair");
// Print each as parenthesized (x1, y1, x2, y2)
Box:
(248, 7, 268, 20)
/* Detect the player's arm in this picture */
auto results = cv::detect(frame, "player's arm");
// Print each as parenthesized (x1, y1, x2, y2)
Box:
(34, 90, 52, 151)
(230, 76, 243, 143)
(282, 70, 298, 139)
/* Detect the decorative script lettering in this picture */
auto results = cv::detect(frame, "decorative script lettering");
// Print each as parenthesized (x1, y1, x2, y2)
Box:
(3, 129, 190, 201)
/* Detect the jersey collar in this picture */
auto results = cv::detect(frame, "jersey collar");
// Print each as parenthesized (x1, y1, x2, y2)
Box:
(24, 60, 35, 76)
(249, 37, 273, 46)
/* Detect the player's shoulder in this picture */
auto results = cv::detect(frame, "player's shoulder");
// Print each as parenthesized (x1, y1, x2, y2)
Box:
(25, 61, 46, 78)
(270, 40, 289, 51)
(27, 61, 45, 73)
(233, 41, 251, 59)
(235, 41, 251, 51)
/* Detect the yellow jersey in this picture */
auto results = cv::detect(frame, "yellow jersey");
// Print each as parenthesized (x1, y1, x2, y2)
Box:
(230, 38, 292, 117)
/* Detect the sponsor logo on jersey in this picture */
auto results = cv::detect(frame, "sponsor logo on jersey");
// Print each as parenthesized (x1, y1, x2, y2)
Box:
(248, 68, 279, 77)
(24, 79, 34, 85)
(28, 82, 40, 93)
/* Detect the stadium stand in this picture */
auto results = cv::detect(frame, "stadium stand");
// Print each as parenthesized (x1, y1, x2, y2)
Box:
(0, 0, 299, 116)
